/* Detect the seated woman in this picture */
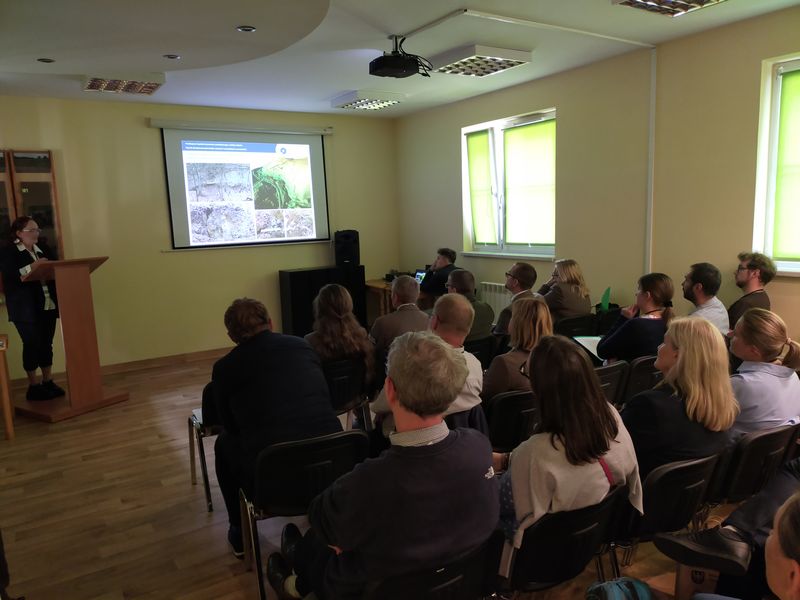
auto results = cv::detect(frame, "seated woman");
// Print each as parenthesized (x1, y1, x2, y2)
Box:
(729, 308, 800, 436)
(481, 297, 552, 404)
(621, 317, 739, 480)
(536, 258, 592, 321)
(494, 335, 642, 550)
(597, 272, 674, 362)
(305, 283, 374, 397)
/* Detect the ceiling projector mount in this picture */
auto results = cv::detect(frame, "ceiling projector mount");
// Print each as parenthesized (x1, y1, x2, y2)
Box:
(369, 35, 432, 78)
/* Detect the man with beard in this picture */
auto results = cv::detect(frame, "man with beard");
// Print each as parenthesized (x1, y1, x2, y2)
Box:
(682, 262, 729, 334)
(728, 252, 776, 329)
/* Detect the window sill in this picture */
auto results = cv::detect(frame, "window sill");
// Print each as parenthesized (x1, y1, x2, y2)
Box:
(462, 251, 555, 261)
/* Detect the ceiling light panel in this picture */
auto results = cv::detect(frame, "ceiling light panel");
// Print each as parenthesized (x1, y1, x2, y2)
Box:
(431, 45, 530, 77)
(83, 73, 165, 95)
(331, 90, 404, 111)
(612, 0, 729, 17)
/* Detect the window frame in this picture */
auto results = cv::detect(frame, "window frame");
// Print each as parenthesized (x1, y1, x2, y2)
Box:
(461, 110, 556, 259)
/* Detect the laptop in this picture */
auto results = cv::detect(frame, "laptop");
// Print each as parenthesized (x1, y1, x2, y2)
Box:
(414, 269, 427, 284)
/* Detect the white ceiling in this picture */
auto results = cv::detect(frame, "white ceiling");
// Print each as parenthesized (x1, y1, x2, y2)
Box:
(0, 0, 797, 117)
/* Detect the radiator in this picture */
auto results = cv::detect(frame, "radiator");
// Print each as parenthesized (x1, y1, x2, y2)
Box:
(479, 281, 509, 317)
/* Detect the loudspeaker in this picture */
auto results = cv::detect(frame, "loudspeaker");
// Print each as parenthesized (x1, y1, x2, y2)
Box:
(334, 229, 360, 266)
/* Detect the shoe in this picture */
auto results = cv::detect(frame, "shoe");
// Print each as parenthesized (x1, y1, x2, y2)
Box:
(42, 379, 66, 398)
(281, 523, 302, 571)
(654, 526, 752, 576)
(227, 526, 244, 559)
(25, 384, 51, 401)
(267, 553, 292, 599)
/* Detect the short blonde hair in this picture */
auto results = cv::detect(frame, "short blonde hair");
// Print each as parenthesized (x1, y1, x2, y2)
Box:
(737, 308, 800, 370)
(433, 293, 475, 337)
(663, 317, 738, 432)
(509, 298, 553, 351)
(554, 259, 590, 299)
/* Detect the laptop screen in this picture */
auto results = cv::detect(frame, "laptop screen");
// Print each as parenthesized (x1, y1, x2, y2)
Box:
(414, 269, 426, 284)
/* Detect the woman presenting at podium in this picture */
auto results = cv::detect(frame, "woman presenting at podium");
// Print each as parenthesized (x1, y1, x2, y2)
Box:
(0, 216, 65, 401)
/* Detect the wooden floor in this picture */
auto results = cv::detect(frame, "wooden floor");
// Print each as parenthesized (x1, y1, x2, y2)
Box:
(0, 355, 682, 600)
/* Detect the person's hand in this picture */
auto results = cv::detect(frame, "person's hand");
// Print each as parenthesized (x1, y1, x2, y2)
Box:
(545, 276, 557, 287)
(34, 257, 48, 263)
(328, 544, 343, 555)
(621, 305, 638, 319)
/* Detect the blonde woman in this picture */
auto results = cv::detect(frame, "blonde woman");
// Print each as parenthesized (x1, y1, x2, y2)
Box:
(621, 317, 738, 479)
(537, 258, 592, 321)
(729, 308, 800, 435)
(481, 297, 553, 403)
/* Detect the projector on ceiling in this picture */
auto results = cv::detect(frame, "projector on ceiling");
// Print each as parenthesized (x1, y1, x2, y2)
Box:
(369, 52, 419, 78)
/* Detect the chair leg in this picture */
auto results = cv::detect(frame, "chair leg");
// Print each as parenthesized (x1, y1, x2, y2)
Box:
(609, 544, 621, 579)
(240, 490, 253, 570)
(189, 417, 197, 485)
(250, 511, 268, 600)
(594, 554, 606, 582)
(195, 426, 213, 512)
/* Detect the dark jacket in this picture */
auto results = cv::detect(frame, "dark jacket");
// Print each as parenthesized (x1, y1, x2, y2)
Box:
(537, 281, 592, 321)
(419, 263, 458, 297)
(0, 241, 58, 322)
(597, 315, 666, 362)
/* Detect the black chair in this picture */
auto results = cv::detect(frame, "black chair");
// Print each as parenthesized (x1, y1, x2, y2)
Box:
(362, 530, 503, 600)
(595, 306, 621, 336)
(188, 408, 222, 512)
(554, 314, 597, 337)
(613, 455, 719, 570)
(594, 361, 629, 407)
(322, 358, 371, 430)
(492, 333, 511, 358)
(464, 336, 498, 370)
(500, 486, 626, 593)
(240, 430, 370, 600)
(623, 356, 662, 404)
(445, 404, 490, 436)
(785, 421, 800, 462)
(487, 391, 538, 452)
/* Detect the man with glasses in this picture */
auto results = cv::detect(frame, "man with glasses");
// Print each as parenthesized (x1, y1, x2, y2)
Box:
(728, 252, 776, 329)
(493, 262, 538, 335)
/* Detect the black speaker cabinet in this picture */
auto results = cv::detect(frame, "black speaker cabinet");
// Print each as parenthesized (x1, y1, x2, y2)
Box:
(334, 229, 360, 266)
(279, 265, 366, 337)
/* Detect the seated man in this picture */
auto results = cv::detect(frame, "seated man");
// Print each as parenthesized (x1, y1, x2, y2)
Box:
(682, 262, 729, 334)
(494, 262, 538, 335)
(728, 251, 776, 328)
(210, 298, 342, 557)
(419, 247, 459, 298)
(446, 268, 494, 342)
(371, 293, 482, 436)
(654, 457, 800, 600)
(266, 330, 500, 600)
(369, 275, 429, 381)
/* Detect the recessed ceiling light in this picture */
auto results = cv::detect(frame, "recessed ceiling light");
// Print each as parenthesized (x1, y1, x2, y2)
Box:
(37, 58, 55, 63)
(83, 73, 165, 95)
(163, 54, 181, 60)
(331, 90, 404, 111)
(612, 0, 729, 17)
(236, 25, 256, 32)
(431, 45, 530, 77)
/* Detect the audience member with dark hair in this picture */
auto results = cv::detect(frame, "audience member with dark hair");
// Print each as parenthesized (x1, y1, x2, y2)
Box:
(0, 216, 64, 401)
(729, 308, 800, 435)
(481, 297, 552, 403)
(266, 331, 499, 600)
(597, 272, 675, 362)
(493, 335, 642, 553)
(305, 283, 374, 390)
(211, 298, 341, 558)
(728, 251, 776, 328)
(446, 268, 495, 341)
(537, 258, 592, 321)
(419, 247, 458, 297)
(494, 262, 539, 335)
(621, 317, 738, 479)
(683, 262, 729, 334)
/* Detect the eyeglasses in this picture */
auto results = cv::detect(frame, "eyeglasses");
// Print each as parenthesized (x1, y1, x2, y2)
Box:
(21, 228, 41, 233)
(505, 272, 516, 279)
(736, 265, 753, 272)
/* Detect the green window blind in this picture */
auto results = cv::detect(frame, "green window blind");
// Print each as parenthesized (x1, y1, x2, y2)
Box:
(466, 130, 498, 245)
(773, 69, 800, 259)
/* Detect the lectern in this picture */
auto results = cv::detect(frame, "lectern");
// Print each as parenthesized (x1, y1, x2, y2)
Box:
(14, 257, 128, 422)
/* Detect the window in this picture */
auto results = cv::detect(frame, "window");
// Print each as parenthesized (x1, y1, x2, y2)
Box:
(754, 57, 800, 273)
(462, 111, 555, 257)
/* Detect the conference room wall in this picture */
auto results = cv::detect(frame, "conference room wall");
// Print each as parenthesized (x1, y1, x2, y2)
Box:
(395, 49, 652, 312)
(0, 96, 400, 379)
(652, 5, 800, 336)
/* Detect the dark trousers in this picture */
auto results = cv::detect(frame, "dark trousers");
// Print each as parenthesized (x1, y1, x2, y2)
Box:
(715, 458, 800, 599)
(0, 529, 10, 592)
(293, 529, 335, 599)
(214, 432, 255, 530)
(200, 382, 221, 429)
(13, 312, 57, 373)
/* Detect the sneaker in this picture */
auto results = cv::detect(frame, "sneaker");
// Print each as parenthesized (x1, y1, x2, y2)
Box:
(25, 384, 51, 401)
(267, 553, 297, 599)
(654, 526, 752, 576)
(42, 380, 66, 398)
(281, 523, 302, 572)
(227, 526, 244, 559)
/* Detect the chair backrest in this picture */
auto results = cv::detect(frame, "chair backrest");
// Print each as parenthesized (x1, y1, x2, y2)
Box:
(488, 391, 538, 452)
(632, 454, 719, 539)
(554, 314, 597, 337)
(362, 531, 503, 600)
(594, 361, 630, 407)
(719, 424, 797, 503)
(252, 430, 370, 515)
(595, 306, 621, 336)
(623, 356, 662, 403)
(464, 336, 498, 370)
(444, 404, 490, 436)
(785, 422, 800, 462)
(323, 358, 367, 414)
(508, 486, 626, 592)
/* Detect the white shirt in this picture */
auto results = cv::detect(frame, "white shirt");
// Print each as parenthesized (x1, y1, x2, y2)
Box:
(689, 296, 729, 334)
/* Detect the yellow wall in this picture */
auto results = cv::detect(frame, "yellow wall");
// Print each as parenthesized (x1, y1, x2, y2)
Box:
(397, 6, 800, 331)
(0, 97, 399, 378)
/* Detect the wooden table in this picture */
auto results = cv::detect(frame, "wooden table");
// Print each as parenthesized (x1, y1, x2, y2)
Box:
(0, 334, 14, 440)
(366, 279, 393, 317)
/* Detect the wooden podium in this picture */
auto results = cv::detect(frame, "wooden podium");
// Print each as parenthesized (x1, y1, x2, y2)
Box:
(14, 257, 128, 422)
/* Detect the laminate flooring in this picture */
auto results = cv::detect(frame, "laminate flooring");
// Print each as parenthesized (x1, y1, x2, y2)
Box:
(0, 354, 683, 600)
